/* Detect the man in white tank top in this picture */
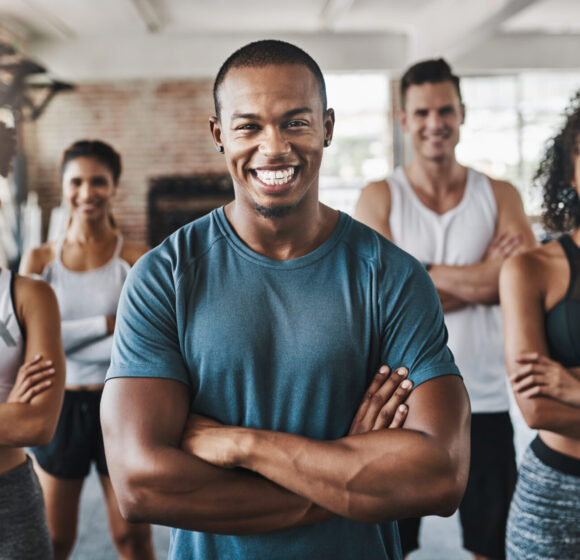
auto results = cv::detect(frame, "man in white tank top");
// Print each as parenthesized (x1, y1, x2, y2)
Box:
(355, 59, 536, 560)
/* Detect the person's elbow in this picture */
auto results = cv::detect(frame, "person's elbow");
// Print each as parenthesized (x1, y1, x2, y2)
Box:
(517, 397, 557, 431)
(10, 408, 59, 447)
(26, 421, 56, 447)
(432, 465, 467, 517)
(106, 454, 156, 523)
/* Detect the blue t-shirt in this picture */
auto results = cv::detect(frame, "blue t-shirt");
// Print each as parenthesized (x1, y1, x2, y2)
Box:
(107, 208, 460, 560)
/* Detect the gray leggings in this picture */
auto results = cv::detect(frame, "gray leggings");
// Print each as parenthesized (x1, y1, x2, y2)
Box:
(507, 437, 580, 560)
(0, 456, 53, 560)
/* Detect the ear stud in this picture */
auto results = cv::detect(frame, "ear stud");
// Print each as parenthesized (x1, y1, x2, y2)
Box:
(216, 145, 224, 153)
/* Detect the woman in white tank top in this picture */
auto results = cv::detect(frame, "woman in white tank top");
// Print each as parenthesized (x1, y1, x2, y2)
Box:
(0, 121, 65, 559)
(20, 140, 154, 560)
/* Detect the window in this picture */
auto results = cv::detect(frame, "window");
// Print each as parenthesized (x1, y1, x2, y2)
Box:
(458, 73, 580, 216)
(320, 73, 391, 215)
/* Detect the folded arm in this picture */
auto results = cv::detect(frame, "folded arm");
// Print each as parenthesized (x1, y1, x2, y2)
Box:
(61, 315, 112, 354)
(183, 375, 470, 523)
(66, 331, 114, 362)
(431, 181, 536, 308)
(0, 277, 65, 447)
(102, 376, 328, 535)
(101, 366, 413, 534)
(500, 255, 580, 436)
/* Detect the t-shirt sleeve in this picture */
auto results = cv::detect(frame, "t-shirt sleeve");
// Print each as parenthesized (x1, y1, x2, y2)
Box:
(379, 256, 460, 389)
(106, 249, 190, 388)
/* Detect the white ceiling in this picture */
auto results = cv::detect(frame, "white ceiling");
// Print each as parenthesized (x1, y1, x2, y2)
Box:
(0, 0, 579, 81)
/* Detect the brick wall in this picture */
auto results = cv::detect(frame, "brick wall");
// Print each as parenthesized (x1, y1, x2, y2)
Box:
(23, 79, 227, 245)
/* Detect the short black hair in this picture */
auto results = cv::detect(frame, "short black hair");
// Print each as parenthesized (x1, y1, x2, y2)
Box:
(400, 58, 462, 108)
(535, 89, 580, 232)
(213, 39, 327, 119)
(60, 140, 122, 185)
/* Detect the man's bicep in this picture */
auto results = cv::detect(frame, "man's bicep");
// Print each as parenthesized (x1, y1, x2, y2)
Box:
(404, 375, 471, 461)
(102, 377, 190, 454)
(494, 181, 536, 251)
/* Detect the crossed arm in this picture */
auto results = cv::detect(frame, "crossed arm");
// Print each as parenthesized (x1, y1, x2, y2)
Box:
(355, 179, 536, 311)
(0, 277, 65, 447)
(500, 255, 580, 435)
(101, 369, 469, 534)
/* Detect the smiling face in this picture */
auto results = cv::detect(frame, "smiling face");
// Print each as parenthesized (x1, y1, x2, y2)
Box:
(400, 81, 464, 164)
(62, 156, 117, 222)
(211, 63, 334, 219)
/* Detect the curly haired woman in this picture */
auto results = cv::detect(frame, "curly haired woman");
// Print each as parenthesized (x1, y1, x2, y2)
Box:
(501, 92, 580, 560)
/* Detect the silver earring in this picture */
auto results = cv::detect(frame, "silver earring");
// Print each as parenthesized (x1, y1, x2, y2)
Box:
(324, 139, 331, 147)
(216, 145, 224, 153)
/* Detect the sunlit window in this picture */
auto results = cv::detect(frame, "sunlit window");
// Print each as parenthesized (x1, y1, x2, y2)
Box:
(458, 73, 580, 216)
(320, 73, 391, 215)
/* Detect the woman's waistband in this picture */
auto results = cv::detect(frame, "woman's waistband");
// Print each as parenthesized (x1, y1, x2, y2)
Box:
(531, 435, 580, 477)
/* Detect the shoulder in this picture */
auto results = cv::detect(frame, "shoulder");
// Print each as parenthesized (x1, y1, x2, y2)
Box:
(19, 242, 57, 275)
(347, 218, 428, 287)
(120, 240, 149, 267)
(486, 176, 524, 207)
(124, 218, 215, 294)
(360, 179, 391, 198)
(13, 274, 59, 322)
(354, 179, 393, 238)
(356, 180, 391, 210)
(501, 245, 551, 294)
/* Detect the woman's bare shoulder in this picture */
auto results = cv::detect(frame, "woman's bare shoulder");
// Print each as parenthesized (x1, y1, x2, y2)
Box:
(120, 240, 149, 267)
(19, 242, 58, 275)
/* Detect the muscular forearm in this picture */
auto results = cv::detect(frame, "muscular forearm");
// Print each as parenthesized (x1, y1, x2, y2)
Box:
(231, 428, 463, 523)
(430, 260, 502, 305)
(437, 289, 467, 312)
(0, 403, 57, 447)
(113, 446, 331, 534)
(514, 395, 580, 436)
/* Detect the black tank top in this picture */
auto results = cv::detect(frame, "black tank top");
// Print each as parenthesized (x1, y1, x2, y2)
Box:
(545, 235, 580, 367)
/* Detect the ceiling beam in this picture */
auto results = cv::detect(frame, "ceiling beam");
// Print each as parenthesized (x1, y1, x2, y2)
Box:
(129, 0, 164, 33)
(26, 32, 407, 81)
(455, 32, 580, 71)
(319, 0, 358, 30)
(408, 0, 541, 63)
(19, 0, 75, 40)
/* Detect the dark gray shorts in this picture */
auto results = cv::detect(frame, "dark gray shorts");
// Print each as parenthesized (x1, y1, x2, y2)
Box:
(507, 437, 580, 560)
(0, 456, 53, 560)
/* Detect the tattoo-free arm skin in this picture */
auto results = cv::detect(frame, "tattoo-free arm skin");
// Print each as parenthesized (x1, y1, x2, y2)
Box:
(500, 255, 580, 436)
(430, 181, 536, 306)
(186, 375, 470, 523)
(0, 277, 65, 447)
(101, 377, 330, 535)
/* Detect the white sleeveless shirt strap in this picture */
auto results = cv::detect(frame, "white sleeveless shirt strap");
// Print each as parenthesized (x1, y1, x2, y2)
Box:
(0, 269, 25, 402)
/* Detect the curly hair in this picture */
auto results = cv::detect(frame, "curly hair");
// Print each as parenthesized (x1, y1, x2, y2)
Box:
(535, 90, 580, 232)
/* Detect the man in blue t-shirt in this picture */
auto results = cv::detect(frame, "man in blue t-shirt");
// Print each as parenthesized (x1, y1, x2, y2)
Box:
(101, 40, 470, 560)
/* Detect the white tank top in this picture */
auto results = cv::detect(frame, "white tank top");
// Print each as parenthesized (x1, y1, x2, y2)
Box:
(41, 235, 130, 386)
(388, 166, 509, 413)
(0, 269, 24, 402)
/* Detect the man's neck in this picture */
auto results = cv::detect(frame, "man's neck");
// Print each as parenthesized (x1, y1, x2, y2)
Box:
(405, 155, 465, 194)
(224, 201, 339, 261)
(403, 156, 468, 215)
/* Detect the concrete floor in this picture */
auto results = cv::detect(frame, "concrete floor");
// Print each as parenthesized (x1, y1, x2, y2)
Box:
(69, 403, 535, 559)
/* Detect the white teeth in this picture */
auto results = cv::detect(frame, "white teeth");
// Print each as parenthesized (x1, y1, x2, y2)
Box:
(255, 167, 295, 186)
